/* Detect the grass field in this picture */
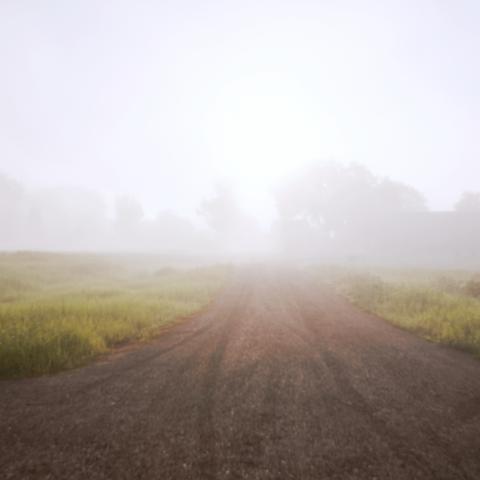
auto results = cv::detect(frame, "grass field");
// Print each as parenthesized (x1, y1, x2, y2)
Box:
(325, 266, 480, 357)
(0, 253, 229, 378)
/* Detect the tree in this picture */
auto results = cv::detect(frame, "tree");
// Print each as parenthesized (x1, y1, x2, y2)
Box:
(198, 185, 245, 234)
(198, 184, 264, 253)
(454, 192, 480, 212)
(276, 161, 426, 235)
(114, 195, 144, 227)
(112, 195, 145, 250)
(28, 186, 108, 250)
(0, 174, 26, 248)
(274, 161, 427, 257)
(149, 211, 206, 253)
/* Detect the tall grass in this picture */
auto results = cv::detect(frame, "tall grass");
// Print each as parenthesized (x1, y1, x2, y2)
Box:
(333, 270, 480, 357)
(0, 253, 229, 378)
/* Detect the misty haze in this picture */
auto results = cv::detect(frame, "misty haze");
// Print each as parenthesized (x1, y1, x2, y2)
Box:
(1, 2, 480, 479)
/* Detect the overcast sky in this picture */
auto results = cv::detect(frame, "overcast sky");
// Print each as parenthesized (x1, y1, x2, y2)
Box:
(1, 0, 479, 223)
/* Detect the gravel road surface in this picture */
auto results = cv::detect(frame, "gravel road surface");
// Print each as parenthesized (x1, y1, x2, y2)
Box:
(1, 267, 480, 479)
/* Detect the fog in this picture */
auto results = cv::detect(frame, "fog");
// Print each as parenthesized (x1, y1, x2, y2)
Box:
(1, 1, 480, 267)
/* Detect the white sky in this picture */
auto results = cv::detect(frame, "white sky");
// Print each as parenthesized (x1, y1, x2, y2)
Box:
(1, 0, 479, 223)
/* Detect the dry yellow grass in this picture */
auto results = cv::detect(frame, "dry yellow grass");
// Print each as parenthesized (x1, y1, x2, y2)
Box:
(0, 253, 229, 378)
(328, 268, 480, 357)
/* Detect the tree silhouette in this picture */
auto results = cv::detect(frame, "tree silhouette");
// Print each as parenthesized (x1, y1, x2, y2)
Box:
(455, 192, 480, 212)
(276, 161, 426, 236)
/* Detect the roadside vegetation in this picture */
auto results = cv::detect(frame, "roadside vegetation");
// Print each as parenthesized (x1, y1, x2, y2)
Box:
(0, 253, 229, 378)
(325, 267, 480, 357)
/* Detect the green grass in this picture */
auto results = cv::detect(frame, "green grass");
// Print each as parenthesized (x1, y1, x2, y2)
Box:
(327, 268, 480, 357)
(0, 253, 229, 378)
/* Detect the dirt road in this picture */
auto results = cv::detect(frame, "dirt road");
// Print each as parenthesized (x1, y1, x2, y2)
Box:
(1, 267, 480, 479)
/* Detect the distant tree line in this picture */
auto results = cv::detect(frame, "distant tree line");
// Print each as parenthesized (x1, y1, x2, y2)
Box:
(1, 163, 479, 266)
(0, 174, 208, 252)
(0, 174, 262, 254)
(273, 162, 480, 267)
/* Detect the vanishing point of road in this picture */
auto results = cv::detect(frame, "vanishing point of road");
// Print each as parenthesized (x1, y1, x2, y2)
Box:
(1, 267, 480, 479)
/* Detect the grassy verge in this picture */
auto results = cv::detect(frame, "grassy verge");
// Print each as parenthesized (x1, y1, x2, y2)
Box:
(0, 253, 229, 378)
(325, 267, 480, 357)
